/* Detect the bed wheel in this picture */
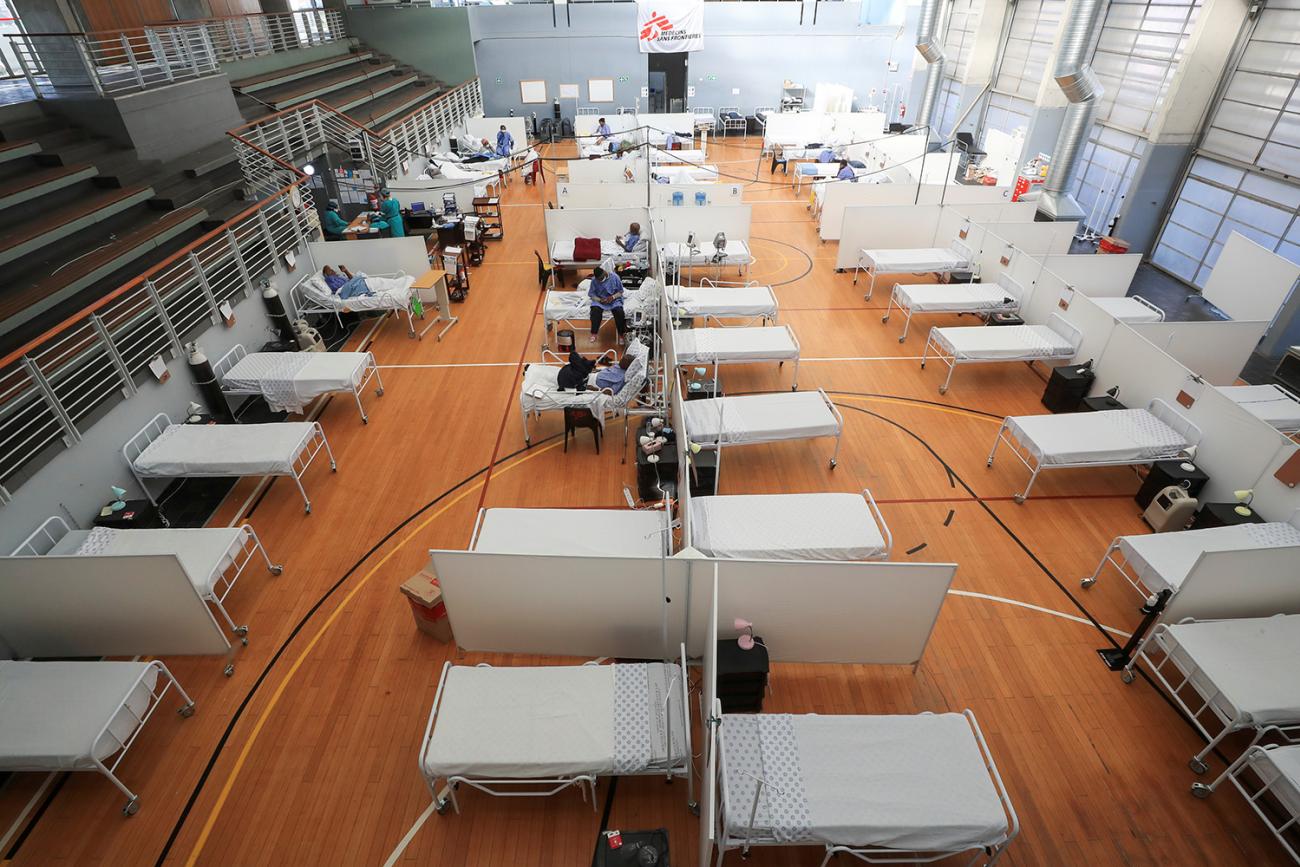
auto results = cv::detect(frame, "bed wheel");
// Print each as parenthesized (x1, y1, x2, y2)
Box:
(1121, 669, 1135, 684)
(362, 416, 369, 425)
(178, 702, 196, 718)
(986, 459, 994, 467)
(938, 385, 948, 395)
(123, 798, 140, 817)
(1080, 577, 1095, 589)
(271, 565, 284, 576)
(920, 360, 927, 369)
(688, 800, 700, 816)
(376, 387, 384, 397)
(330, 461, 338, 472)
(435, 798, 451, 815)
(1189, 758, 1209, 775)
(829, 459, 837, 469)
(1013, 494, 1025, 504)
(224, 664, 235, 677)
(882, 315, 890, 323)
(1191, 783, 1212, 799)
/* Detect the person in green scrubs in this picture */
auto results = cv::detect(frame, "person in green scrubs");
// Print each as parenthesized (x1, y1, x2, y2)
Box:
(323, 200, 349, 240)
(379, 190, 404, 238)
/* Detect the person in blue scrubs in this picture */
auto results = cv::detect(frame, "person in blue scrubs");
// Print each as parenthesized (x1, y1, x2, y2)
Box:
(617, 222, 641, 253)
(587, 259, 626, 344)
(835, 159, 857, 181)
(378, 190, 404, 238)
(817, 147, 836, 163)
(323, 200, 349, 239)
(495, 124, 514, 157)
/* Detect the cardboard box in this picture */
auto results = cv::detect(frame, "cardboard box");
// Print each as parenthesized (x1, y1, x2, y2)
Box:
(399, 569, 453, 642)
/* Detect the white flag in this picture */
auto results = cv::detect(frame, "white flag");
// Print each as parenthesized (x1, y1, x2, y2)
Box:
(637, 0, 704, 53)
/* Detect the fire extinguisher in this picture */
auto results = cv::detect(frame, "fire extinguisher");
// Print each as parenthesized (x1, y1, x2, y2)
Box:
(899, 102, 907, 119)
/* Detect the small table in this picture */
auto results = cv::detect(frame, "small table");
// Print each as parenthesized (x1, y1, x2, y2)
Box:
(343, 213, 383, 241)
(1136, 459, 1208, 509)
(1081, 395, 1126, 412)
(716, 637, 767, 713)
(93, 498, 164, 530)
(411, 269, 457, 340)
(1189, 501, 1267, 531)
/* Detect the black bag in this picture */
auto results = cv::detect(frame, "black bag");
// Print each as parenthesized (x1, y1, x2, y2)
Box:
(556, 351, 596, 391)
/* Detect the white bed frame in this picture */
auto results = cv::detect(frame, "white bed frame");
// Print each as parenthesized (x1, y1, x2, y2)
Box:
(542, 282, 659, 349)
(1223, 383, 1300, 437)
(0, 660, 195, 816)
(883, 275, 1026, 343)
(713, 709, 1019, 866)
(124, 412, 337, 516)
(521, 347, 658, 458)
(718, 106, 747, 138)
(288, 268, 418, 339)
(213, 344, 385, 424)
(1198, 730, 1300, 858)
(419, 645, 694, 815)
(672, 322, 801, 391)
(985, 398, 1201, 503)
(1127, 618, 1300, 789)
(13, 515, 281, 666)
(852, 240, 976, 301)
(1124, 294, 1166, 322)
(922, 313, 1083, 395)
(661, 242, 753, 287)
(693, 387, 845, 470)
(668, 279, 779, 328)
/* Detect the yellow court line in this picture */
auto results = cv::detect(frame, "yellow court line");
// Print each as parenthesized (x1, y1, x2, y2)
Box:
(831, 393, 1004, 424)
(183, 441, 562, 866)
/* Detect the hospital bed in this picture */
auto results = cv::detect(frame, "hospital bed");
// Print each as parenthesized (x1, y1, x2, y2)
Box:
(852, 240, 975, 301)
(0, 660, 195, 815)
(548, 238, 649, 287)
(650, 163, 720, 184)
(13, 516, 282, 665)
(666, 281, 778, 326)
(1129, 615, 1300, 783)
(672, 324, 801, 390)
(650, 148, 709, 165)
(921, 313, 1082, 394)
(1217, 384, 1300, 435)
(682, 389, 844, 468)
(290, 269, 418, 338)
(1081, 511, 1300, 590)
(1090, 295, 1165, 323)
(519, 337, 652, 447)
(986, 398, 1201, 503)
(419, 647, 693, 814)
(429, 150, 508, 174)
(542, 278, 659, 347)
(469, 507, 668, 557)
(719, 107, 747, 138)
(214, 344, 383, 423)
(690, 490, 892, 560)
(883, 273, 1027, 342)
(715, 710, 1018, 865)
(1205, 736, 1300, 859)
(661, 239, 753, 284)
(124, 413, 337, 515)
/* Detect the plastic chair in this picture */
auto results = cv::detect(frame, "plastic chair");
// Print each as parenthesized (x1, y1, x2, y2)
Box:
(534, 251, 554, 291)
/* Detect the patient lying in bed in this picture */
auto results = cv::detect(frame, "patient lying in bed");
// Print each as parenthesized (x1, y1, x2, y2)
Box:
(552, 351, 633, 392)
(322, 265, 374, 300)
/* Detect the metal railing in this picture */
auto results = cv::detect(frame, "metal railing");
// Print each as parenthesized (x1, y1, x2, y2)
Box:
(5, 10, 347, 99)
(0, 172, 316, 503)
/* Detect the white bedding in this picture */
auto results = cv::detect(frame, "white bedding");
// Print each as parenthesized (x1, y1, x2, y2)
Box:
(298, 272, 414, 313)
(691, 493, 886, 560)
(862, 247, 970, 274)
(661, 240, 753, 266)
(222, 352, 369, 413)
(722, 713, 1010, 850)
(132, 422, 316, 476)
(1090, 296, 1164, 323)
(1218, 385, 1300, 430)
(895, 283, 1018, 313)
(932, 324, 1077, 361)
(50, 527, 248, 595)
(650, 149, 707, 164)
(1159, 615, 1300, 725)
(543, 281, 657, 324)
(666, 285, 778, 320)
(683, 391, 839, 445)
(473, 508, 666, 557)
(673, 326, 798, 363)
(549, 239, 646, 266)
(519, 339, 649, 427)
(0, 661, 158, 769)
(650, 164, 719, 183)
(1119, 522, 1300, 593)
(1005, 409, 1190, 465)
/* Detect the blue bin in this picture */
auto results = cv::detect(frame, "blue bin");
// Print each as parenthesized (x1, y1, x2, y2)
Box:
(672, 191, 684, 206)
(695, 191, 707, 206)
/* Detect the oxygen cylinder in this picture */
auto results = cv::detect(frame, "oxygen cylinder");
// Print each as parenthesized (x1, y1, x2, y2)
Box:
(262, 285, 296, 343)
(187, 343, 233, 422)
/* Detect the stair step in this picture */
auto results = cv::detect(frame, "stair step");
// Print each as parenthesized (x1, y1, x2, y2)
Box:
(0, 207, 209, 334)
(0, 184, 154, 268)
(149, 167, 244, 210)
(0, 140, 41, 165)
(369, 83, 445, 131)
(184, 140, 238, 178)
(263, 61, 397, 109)
(34, 139, 124, 168)
(231, 50, 374, 93)
(0, 163, 99, 211)
(328, 71, 420, 113)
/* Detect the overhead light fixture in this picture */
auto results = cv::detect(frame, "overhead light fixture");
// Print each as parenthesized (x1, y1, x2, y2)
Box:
(301, 163, 315, 176)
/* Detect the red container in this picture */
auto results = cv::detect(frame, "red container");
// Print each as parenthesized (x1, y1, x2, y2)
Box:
(1098, 236, 1130, 254)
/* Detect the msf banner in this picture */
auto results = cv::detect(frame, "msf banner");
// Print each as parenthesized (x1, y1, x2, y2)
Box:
(637, 0, 704, 53)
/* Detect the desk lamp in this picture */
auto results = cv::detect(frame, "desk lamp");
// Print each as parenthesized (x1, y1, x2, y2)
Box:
(1234, 489, 1255, 518)
(734, 618, 756, 651)
(109, 485, 127, 512)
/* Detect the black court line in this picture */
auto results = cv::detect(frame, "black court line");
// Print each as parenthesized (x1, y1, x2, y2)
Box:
(905, 542, 928, 556)
(944, 509, 955, 527)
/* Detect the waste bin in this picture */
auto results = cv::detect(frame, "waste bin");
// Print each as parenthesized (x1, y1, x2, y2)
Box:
(557, 328, 575, 354)
(1098, 236, 1130, 254)
(400, 569, 452, 642)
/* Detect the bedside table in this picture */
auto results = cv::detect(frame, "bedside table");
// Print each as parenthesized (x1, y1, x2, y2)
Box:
(1136, 459, 1208, 509)
(716, 637, 768, 713)
(93, 498, 164, 529)
(1080, 395, 1126, 412)
(1189, 502, 1266, 530)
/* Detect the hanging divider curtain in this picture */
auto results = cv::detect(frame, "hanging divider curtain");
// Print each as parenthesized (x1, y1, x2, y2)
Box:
(637, 0, 705, 53)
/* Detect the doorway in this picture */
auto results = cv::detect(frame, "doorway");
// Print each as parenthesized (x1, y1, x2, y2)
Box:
(648, 52, 687, 113)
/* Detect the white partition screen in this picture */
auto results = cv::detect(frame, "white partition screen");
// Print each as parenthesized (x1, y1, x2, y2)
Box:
(1202, 232, 1300, 323)
(835, 204, 945, 270)
(0, 554, 232, 657)
(1164, 547, 1300, 623)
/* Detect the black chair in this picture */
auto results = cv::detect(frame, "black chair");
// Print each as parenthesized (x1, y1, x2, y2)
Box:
(563, 407, 601, 453)
(534, 250, 554, 291)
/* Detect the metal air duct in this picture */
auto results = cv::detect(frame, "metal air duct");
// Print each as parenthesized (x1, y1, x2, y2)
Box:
(914, 0, 948, 135)
(1036, 0, 1107, 220)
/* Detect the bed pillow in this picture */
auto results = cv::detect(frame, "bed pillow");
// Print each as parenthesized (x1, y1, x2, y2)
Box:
(302, 275, 331, 300)
(573, 237, 602, 261)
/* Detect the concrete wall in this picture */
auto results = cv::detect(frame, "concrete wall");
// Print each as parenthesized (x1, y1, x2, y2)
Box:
(344, 6, 478, 87)
(467, 2, 918, 120)
(220, 41, 355, 84)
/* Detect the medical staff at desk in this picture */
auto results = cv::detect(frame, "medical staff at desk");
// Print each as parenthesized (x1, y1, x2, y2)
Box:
(379, 190, 404, 238)
(323, 200, 349, 240)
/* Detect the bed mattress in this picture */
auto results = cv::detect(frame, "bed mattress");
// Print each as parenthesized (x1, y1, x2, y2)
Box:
(1005, 409, 1188, 466)
(932, 324, 1077, 361)
(896, 283, 1017, 312)
(1218, 385, 1300, 430)
(422, 663, 684, 778)
(1158, 615, 1300, 724)
(0, 661, 158, 769)
(1090, 296, 1164, 323)
(861, 247, 969, 274)
(721, 713, 1009, 850)
(673, 326, 798, 363)
(650, 149, 707, 164)
(683, 391, 839, 445)
(473, 508, 666, 557)
(50, 527, 248, 594)
(549, 239, 644, 265)
(666, 285, 778, 319)
(691, 493, 886, 560)
(222, 352, 369, 413)
(543, 286, 655, 323)
(1249, 745, 1300, 815)
(661, 240, 752, 266)
(1118, 522, 1300, 593)
(132, 422, 316, 476)
(299, 273, 413, 313)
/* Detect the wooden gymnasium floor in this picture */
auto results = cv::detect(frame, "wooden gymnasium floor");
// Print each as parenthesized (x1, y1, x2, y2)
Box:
(0, 137, 1290, 866)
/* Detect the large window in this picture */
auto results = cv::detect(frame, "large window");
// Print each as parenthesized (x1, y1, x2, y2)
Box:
(993, 0, 1067, 99)
(1092, 0, 1200, 134)
(982, 91, 1034, 143)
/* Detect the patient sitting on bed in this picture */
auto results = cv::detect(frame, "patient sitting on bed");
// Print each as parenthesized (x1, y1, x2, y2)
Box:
(321, 265, 374, 300)
(554, 351, 629, 393)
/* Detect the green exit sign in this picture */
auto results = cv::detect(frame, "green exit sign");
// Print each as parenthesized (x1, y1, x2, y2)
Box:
(618, 75, 630, 82)
(705, 74, 718, 81)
